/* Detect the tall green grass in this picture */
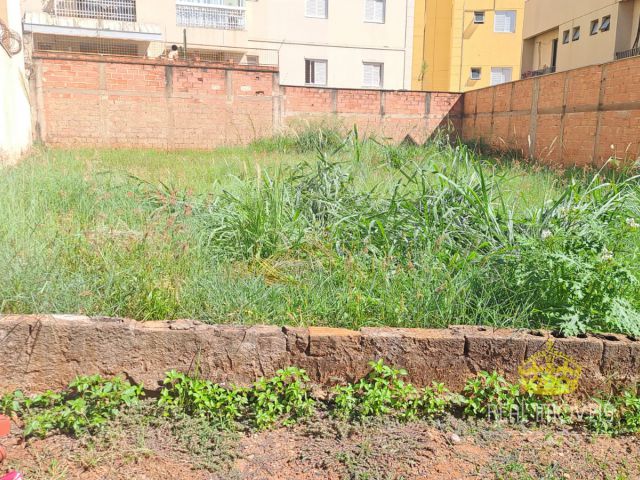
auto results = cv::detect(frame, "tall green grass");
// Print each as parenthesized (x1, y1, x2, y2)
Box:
(1, 130, 639, 336)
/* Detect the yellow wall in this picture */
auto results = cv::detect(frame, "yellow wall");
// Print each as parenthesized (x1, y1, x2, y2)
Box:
(413, 0, 524, 92)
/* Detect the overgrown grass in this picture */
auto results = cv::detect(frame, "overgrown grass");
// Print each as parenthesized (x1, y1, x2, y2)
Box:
(1, 127, 639, 335)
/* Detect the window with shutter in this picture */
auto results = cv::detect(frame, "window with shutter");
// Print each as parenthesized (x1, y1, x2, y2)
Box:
(490, 67, 512, 86)
(305, 59, 327, 85)
(305, 0, 327, 18)
(363, 62, 383, 87)
(494, 11, 516, 33)
(365, 0, 385, 23)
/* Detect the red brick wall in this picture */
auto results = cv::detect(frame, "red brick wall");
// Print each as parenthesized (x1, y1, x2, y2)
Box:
(282, 88, 463, 144)
(462, 56, 640, 167)
(33, 53, 463, 149)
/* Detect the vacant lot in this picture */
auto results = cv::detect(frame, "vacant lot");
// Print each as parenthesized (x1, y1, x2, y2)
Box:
(1, 131, 639, 336)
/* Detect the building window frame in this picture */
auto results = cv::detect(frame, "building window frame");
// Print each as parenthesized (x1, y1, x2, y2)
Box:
(305, 58, 328, 86)
(572, 26, 581, 41)
(470, 67, 482, 80)
(364, 0, 385, 24)
(590, 19, 599, 35)
(363, 62, 384, 88)
(562, 30, 570, 44)
(494, 10, 516, 33)
(490, 67, 513, 86)
(473, 11, 485, 24)
(600, 15, 611, 32)
(305, 0, 328, 19)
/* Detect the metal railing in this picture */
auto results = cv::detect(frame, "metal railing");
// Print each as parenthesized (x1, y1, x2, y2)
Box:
(176, 1, 246, 30)
(32, 33, 279, 67)
(53, 0, 137, 22)
(615, 47, 640, 60)
(521, 66, 556, 79)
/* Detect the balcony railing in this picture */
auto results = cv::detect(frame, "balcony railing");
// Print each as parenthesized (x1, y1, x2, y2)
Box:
(176, 1, 246, 30)
(521, 66, 556, 79)
(615, 47, 640, 61)
(53, 0, 137, 22)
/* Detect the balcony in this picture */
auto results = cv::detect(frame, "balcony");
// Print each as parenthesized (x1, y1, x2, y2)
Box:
(52, 0, 137, 22)
(521, 66, 556, 79)
(615, 47, 640, 61)
(176, 0, 246, 30)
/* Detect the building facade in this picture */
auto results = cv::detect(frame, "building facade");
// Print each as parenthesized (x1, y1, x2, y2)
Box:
(522, 0, 640, 77)
(1, 0, 31, 164)
(412, 0, 525, 92)
(21, 0, 416, 90)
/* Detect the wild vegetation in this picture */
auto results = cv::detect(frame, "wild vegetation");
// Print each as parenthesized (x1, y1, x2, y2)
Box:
(2, 362, 639, 440)
(1, 125, 639, 336)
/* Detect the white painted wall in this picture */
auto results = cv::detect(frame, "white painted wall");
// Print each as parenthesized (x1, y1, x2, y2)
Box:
(249, 0, 415, 89)
(1, 0, 32, 164)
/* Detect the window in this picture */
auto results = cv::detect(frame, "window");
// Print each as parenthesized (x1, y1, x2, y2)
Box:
(365, 0, 385, 23)
(572, 26, 580, 41)
(363, 62, 383, 87)
(470, 67, 481, 80)
(590, 19, 599, 35)
(601, 15, 610, 32)
(562, 29, 570, 44)
(176, 0, 245, 30)
(305, 59, 327, 85)
(246, 55, 259, 66)
(494, 11, 516, 33)
(305, 0, 327, 18)
(490, 67, 512, 86)
(474, 11, 485, 24)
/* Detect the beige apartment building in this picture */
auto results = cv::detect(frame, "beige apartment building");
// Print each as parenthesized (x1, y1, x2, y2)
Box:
(21, 0, 416, 90)
(522, 0, 640, 77)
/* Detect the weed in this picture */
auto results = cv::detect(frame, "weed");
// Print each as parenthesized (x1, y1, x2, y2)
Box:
(250, 367, 315, 429)
(1, 375, 143, 438)
(158, 370, 248, 429)
(332, 360, 449, 421)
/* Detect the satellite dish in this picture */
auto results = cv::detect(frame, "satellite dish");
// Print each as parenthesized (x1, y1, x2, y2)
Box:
(0, 19, 23, 56)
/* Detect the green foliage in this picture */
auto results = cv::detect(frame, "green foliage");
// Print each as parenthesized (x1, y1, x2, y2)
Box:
(461, 371, 520, 419)
(1, 375, 143, 438)
(586, 390, 640, 435)
(2, 137, 640, 336)
(158, 370, 248, 429)
(332, 360, 449, 421)
(460, 371, 567, 424)
(249, 367, 315, 429)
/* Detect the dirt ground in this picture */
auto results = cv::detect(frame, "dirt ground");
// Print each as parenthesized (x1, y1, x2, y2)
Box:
(1, 409, 639, 480)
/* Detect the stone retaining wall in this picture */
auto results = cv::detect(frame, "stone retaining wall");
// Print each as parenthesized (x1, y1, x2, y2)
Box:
(0, 315, 638, 396)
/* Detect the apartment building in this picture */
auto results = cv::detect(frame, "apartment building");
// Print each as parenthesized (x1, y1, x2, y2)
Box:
(412, 0, 525, 92)
(21, 0, 416, 90)
(522, 0, 640, 77)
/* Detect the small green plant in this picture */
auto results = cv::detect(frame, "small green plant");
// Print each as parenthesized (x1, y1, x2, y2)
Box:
(461, 371, 520, 419)
(1, 375, 143, 438)
(158, 370, 248, 429)
(249, 367, 315, 429)
(460, 371, 567, 424)
(586, 390, 640, 435)
(332, 360, 449, 421)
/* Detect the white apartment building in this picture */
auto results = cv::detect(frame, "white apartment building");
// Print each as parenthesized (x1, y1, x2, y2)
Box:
(21, 0, 416, 90)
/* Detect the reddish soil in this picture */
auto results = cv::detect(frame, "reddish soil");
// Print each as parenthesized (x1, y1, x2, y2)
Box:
(1, 414, 639, 479)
